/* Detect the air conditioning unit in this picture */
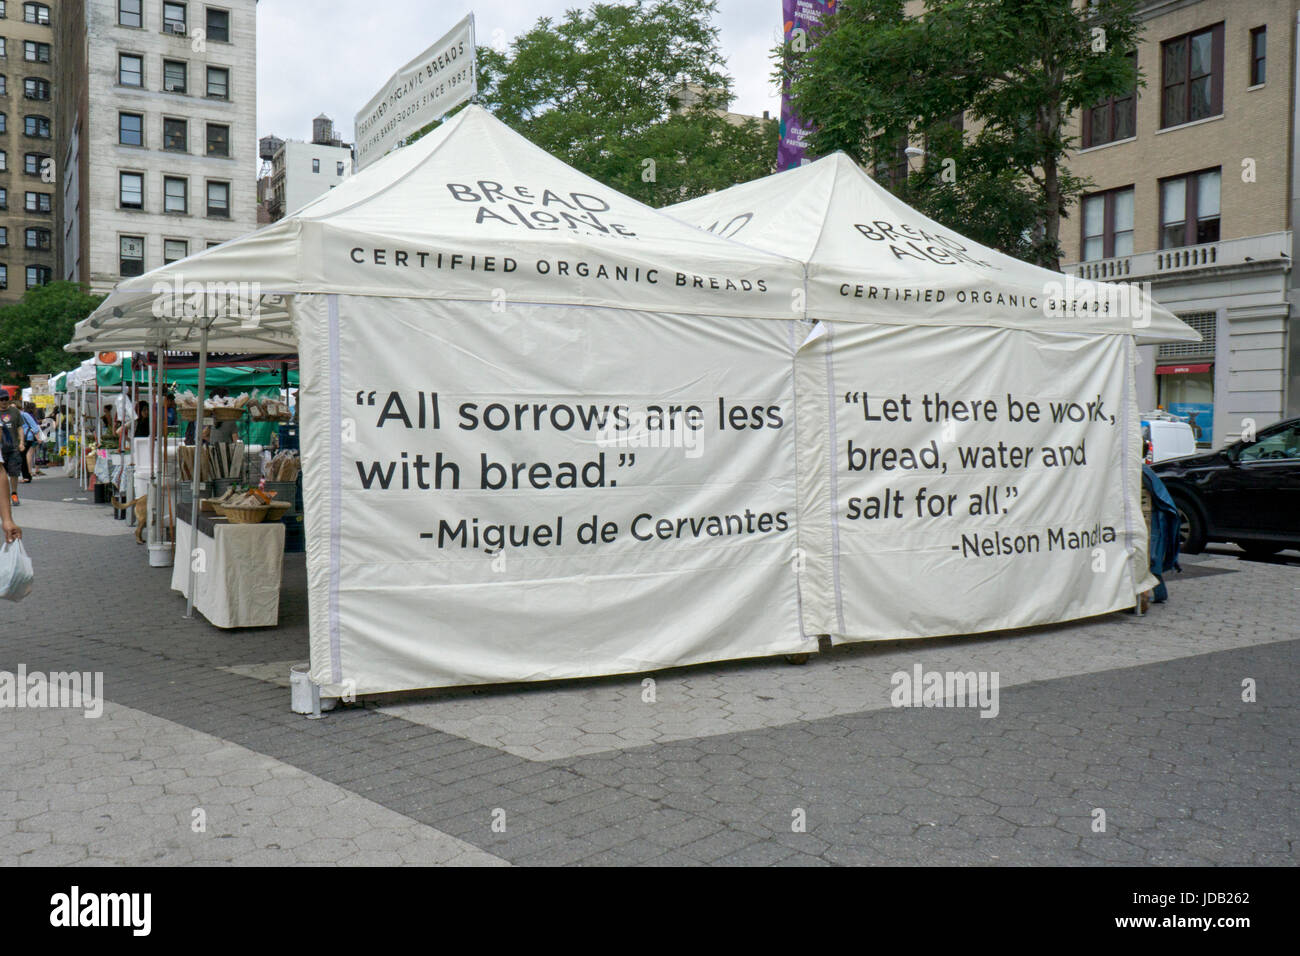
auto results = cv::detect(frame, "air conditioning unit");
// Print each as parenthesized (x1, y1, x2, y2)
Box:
(165, 82, 185, 92)
(164, 22, 186, 35)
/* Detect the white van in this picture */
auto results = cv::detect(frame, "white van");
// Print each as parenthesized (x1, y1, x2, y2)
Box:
(1141, 416, 1197, 463)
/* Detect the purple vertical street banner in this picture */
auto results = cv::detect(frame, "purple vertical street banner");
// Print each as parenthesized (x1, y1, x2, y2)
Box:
(779, 0, 837, 170)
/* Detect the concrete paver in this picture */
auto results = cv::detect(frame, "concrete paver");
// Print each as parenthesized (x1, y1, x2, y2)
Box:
(2, 475, 1296, 866)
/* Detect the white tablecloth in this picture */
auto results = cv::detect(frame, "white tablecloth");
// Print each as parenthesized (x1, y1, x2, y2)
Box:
(171, 518, 285, 628)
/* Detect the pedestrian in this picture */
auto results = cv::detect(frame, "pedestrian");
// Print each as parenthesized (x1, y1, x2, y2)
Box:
(134, 400, 150, 439)
(0, 393, 25, 508)
(0, 468, 20, 541)
(21, 402, 43, 479)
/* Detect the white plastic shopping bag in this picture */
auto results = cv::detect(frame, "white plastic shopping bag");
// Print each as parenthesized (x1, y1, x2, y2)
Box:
(0, 539, 33, 602)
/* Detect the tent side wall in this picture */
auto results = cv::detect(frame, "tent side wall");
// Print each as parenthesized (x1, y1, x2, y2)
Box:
(296, 293, 812, 695)
(798, 320, 1154, 642)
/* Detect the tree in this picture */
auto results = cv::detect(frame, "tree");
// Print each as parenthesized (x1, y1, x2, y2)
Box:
(782, 0, 1143, 269)
(0, 281, 102, 382)
(456, 0, 776, 206)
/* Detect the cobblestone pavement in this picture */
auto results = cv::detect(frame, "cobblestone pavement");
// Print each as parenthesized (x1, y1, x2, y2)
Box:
(2, 475, 1296, 865)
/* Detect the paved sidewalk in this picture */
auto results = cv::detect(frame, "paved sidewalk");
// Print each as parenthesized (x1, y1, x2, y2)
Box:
(2, 475, 1296, 865)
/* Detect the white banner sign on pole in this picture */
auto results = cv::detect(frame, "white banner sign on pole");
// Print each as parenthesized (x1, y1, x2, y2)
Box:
(354, 13, 477, 171)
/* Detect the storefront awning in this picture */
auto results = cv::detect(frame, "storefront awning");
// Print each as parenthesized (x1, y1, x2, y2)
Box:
(1155, 363, 1212, 375)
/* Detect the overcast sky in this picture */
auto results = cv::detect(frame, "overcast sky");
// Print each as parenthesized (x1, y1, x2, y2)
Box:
(255, 0, 784, 149)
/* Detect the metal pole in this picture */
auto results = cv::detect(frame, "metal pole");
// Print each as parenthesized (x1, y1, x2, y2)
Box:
(185, 328, 209, 619)
(78, 384, 86, 490)
(155, 348, 167, 550)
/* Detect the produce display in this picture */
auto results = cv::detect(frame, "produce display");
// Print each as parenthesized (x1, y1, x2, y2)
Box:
(247, 390, 292, 421)
(179, 443, 245, 481)
(264, 451, 300, 482)
(205, 486, 292, 524)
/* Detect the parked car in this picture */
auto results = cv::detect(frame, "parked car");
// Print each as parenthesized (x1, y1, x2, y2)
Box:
(1141, 415, 1197, 463)
(1151, 416, 1300, 556)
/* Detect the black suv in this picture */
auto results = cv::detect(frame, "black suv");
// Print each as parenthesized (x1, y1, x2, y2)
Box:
(1151, 417, 1300, 556)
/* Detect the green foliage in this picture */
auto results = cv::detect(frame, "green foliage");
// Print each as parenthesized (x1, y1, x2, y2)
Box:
(782, 0, 1143, 268)
(415, 0, 777, 206)
(0, 281, 103, 382)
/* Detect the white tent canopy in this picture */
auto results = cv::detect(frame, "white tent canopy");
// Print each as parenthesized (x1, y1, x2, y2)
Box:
(62, 109, 1187, 695)
(667, 152, 1197, 345)
(65, 359, 98, 388)
(670, 154, 1182, 646)
(69, 105, 805, 354)
(65, 106, 818, 694)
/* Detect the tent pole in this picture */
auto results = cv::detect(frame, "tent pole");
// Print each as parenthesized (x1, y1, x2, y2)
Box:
(78, 385, 86, 490)
(185, 328, 209, 619)
(156, 348, 167, 550)
(145, 360, 152, 545)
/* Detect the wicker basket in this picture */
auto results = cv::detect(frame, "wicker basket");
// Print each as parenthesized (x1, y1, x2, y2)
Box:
(210, 406, 245, 421)
(222, 504, 269, 524)
(179, 406, 199, 421)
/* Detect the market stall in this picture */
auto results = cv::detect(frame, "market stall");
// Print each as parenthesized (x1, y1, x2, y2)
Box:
(66, 105, 1196, 700)
(667, 153, 1199, 643)
(171, 510, 285, 628)
(68, 105, 810, 688)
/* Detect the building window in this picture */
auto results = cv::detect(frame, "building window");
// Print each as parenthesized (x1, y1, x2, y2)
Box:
(0, 112, 6, 134)
(24, 227, 49, 249)
(163, 117, 187, 151)
(118, 111, 143, 146)
(24, 190, 49, 212)
(0, 265, 7, 290)
(26, 265, 49, 288)
(119, 53, 142, 86)
(163, 59, 186, 93)
(0, 228, 6, 247)
(0, 39, 5, 58)
(311, 158, 319, 173)
(1160, 168, 1220, 249)
(1250, 26, 1266, 86)
(164, 238, 188, 263)
(119, 171, 144, 209)
(1081, 187, 1133, 260)
(1161, 24, 1223, 128)
(205, 123, 229, 157)
(22, 3, 48, 25)
(163, 1, 186, 34)
(871, 132, 909, 191)
(0, 151, 5, 172)
(22, 152, 43, 175)
(164, 176, 187, 213)
(337, 161, 345, 176)
(0, 188, 7, 210)
(206, 240, 221, 249)
(119, 0, 141, 28)
(22, 77, 48, 99)
(206, 7, 229, 42)
(120, 236, 144, 276)
(206, 66, 228, 99)
(23, 114, 48, 137)
(1082, 52, 1136, 147)
(206, 180, 229, 217)
(22, 40, 49, 62)
(0, 75, 6, 95)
